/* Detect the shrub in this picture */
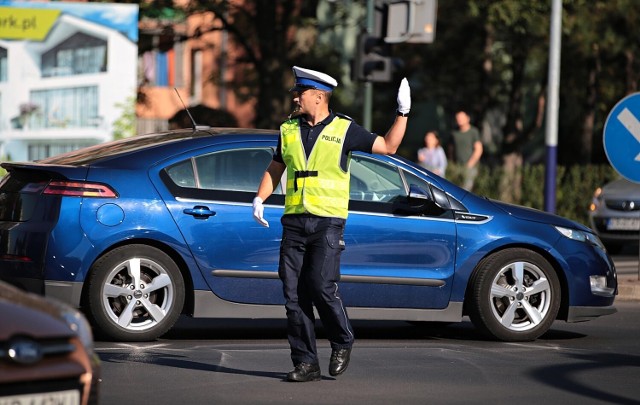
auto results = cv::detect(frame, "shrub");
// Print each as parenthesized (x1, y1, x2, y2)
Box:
(444, 163, 619, 227)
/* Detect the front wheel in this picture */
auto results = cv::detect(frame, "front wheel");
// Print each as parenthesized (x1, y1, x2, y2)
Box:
(86, 245, 185, 341)
(467, 248, 560, 341)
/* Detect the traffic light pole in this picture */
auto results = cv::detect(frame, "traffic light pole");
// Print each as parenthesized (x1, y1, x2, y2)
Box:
(363, 0, 375, 130)
(364, 82, 372, 130)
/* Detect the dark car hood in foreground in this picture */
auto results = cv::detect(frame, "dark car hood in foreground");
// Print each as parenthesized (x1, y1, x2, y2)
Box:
(0, 282, 73, 341)
(489, 199, 591, 232)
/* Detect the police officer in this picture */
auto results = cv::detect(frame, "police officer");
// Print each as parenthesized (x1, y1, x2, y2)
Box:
(253, 66, 411, 382)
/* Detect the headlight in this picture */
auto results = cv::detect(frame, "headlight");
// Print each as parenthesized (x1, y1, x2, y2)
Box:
(555, 226, 606, 250)
(49, 298, 95, 352)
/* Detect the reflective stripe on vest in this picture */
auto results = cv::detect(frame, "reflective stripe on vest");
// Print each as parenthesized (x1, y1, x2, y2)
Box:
(281, 116, 352, 218)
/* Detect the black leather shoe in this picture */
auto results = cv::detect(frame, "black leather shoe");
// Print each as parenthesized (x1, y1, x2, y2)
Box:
(329, 348, 351, 376)
(287, 362, 321, 382)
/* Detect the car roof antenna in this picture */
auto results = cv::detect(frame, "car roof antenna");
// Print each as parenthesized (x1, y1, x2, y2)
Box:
(174, 88, 206, 131)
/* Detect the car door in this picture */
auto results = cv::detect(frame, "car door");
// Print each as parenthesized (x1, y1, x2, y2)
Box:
(340, 154, 457, 309)
(155, 142, 287, 305)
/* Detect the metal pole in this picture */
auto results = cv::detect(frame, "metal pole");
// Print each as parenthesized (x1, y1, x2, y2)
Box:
(364, 82, 373, 130)
(544, 0, 562, 213)
(362, 0, 375, 130)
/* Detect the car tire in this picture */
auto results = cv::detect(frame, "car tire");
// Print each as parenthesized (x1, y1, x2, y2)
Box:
(467, 248, 560, 342)
(86, 244, 185, 341)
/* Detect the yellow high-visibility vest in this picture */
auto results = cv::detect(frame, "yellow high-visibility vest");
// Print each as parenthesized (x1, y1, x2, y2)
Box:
(281, 116, 352, 218)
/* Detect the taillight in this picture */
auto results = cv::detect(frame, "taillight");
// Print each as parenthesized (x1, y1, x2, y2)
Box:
(43, 181, 117, 198)
(0, 254, 32, 262)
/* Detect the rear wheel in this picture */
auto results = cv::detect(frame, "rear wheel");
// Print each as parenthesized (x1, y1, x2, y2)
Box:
(467, 248, 560, 341)
(87, 245, 185, 341)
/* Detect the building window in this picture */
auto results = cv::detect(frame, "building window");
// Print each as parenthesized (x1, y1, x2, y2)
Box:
(0, 47, 7, 82)
(138, 30, 183, 88)
(141, 47, 182, 87)
(28, 142, 94, 161)
(29, 86, 99, 129)
(42, 32, 107, 77)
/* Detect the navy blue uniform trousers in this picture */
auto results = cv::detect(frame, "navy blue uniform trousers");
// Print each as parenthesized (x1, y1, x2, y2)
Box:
(279, 214, 354, 366)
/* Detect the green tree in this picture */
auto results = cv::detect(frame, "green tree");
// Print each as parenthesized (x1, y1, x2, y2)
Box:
(561, 0, 640, 164)
(129, 0, 640, 171)
(180, 0, 325, 128)
(112, 95, 137, 140)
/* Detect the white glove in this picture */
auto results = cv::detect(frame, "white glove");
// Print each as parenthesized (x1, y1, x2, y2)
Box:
(252, 197, 269, 227)
(396, 77, 411, 114)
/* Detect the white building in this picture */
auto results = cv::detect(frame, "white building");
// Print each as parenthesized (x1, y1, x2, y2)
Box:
(0, 13, 137, 161)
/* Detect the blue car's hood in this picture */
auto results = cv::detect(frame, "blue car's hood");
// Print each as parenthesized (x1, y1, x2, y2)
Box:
(489, 199, 591, 232)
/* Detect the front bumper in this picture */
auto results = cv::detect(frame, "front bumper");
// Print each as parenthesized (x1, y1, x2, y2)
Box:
(566, 305, 617, 323)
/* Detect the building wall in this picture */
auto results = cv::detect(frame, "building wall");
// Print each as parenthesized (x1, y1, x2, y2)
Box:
(137, 6, 256, 131)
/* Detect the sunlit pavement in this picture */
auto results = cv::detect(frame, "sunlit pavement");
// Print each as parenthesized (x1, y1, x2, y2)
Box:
(613, 244, 640, 301)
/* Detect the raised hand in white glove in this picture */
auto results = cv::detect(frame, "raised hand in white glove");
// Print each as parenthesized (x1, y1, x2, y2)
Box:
(396, 77, 411, 115)
(252, 197, 269, 227)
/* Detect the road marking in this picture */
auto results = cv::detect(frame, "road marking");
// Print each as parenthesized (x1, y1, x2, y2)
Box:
(616, 107, 640, 161)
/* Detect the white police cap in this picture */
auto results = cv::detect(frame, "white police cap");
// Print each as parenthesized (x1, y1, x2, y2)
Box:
(290, 66, 338, 92)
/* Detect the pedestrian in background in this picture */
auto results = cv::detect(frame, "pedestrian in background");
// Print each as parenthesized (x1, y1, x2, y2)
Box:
(417, 130, 447, 177)
(252, 66, 411, 382)
(450, 109, 482, 191)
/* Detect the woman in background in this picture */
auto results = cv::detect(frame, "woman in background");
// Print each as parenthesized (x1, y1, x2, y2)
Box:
(417, 130, 447, 177)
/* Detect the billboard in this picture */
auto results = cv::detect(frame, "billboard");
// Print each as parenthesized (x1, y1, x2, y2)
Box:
(0, 1, 139, 161)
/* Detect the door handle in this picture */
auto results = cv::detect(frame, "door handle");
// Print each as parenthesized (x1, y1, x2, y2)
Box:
(183, 206, 216, 219)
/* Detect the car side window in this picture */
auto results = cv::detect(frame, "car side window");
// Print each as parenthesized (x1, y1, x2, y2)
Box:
(165, 160, 196, 188)
(165, 148, 280, 193)
(349, 155, 405, 202)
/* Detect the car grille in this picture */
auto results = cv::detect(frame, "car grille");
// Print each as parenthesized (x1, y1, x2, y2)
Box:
(0, 338, 98, 404)
(605, 199, 640, 211)
(0, 337, 75, 365)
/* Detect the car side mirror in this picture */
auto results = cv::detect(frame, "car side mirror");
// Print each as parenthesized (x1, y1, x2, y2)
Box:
(408, 184, 450, 210)
(409, 184, 431, 200)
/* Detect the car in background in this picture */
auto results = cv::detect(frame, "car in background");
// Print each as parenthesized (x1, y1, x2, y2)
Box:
(589, 177, 640, 254)
(0, 280, 100, 404)
(0, 128, 617, 343)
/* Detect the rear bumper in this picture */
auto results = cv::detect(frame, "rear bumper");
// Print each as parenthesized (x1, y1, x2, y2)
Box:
(45, 280, 84, 307)
(0, 274, 44, 294)
(566, 305, 617, 322)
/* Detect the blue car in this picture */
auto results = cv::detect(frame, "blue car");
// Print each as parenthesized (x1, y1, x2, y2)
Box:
(0, 128, 617, 342)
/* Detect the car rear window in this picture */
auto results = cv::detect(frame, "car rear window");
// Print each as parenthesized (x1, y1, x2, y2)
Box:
(39, 132, 185, 166)
(0, 174, 47, 222)
(165, 148, 275, 193)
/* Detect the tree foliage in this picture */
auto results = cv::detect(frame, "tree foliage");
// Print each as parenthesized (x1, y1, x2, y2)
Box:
(133, 0, 639, 168)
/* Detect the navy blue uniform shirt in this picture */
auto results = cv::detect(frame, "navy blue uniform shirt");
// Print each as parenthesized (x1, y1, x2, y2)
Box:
(273, 111, 378, 171)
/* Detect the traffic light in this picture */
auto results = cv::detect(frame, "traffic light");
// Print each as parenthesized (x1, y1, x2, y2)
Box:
(353, 33, 392, 82)
(384, 0, 438, 44)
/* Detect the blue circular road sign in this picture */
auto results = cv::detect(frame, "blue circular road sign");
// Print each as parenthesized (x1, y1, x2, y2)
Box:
(603, 92, 640, 183)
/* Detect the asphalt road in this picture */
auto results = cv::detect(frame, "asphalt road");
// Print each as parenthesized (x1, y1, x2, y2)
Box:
(96, 300, 640, 405)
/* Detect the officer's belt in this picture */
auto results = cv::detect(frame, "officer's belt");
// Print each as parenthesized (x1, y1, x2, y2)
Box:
(293, 170, 318, 192)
